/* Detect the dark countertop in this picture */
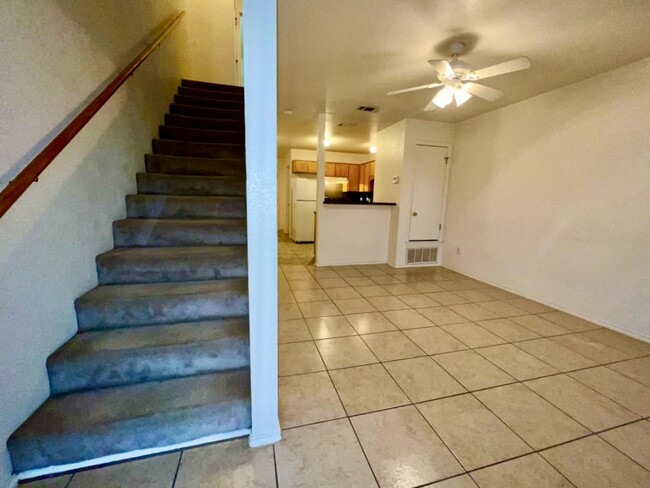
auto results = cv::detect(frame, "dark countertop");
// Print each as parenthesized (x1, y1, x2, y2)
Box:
(323, 201, 396, 206)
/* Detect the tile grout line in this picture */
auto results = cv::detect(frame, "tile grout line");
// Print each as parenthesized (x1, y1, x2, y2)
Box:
(170, 451, 183, 488)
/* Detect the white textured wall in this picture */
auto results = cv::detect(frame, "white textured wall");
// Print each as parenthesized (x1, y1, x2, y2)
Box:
(0, 1, 192, 484)
(444, 57, 650, 340)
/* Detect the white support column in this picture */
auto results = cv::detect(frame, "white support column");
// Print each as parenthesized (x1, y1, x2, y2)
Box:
(315, 114, 326, 265)
(243, 0, 281, 447)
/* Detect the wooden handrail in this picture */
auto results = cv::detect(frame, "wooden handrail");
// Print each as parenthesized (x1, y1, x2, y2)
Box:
(0, 11, 185, 219)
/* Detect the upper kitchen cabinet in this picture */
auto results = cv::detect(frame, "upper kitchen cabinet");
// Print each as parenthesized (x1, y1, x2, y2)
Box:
(335, 164, 349, 178)
(325, 163, 336, 177)
(348, 165, 360, 191)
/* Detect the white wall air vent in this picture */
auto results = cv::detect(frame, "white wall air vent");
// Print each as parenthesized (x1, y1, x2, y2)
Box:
(406, 246, 438, 265)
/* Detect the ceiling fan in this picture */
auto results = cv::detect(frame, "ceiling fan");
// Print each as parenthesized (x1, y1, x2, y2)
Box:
(387, 42, 531, 110)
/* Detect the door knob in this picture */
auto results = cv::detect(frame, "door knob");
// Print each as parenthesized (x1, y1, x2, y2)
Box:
(412, 211, 418, 216)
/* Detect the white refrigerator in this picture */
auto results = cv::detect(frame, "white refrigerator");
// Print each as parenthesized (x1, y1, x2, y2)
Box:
(291, 176, 317, 242)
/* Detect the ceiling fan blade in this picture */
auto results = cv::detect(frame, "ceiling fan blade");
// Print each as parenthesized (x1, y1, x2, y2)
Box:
(465, 83, 503, 102)
(471, 57, 531, 80)
(386, 82, 442, 96)
(427, 59, 454, 77)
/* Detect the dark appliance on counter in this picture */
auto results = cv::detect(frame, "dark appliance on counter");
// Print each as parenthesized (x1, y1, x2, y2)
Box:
(343, 191, 373, 203)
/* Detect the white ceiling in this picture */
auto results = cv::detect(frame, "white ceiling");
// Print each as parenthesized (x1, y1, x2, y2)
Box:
(277, 0, 650, 155)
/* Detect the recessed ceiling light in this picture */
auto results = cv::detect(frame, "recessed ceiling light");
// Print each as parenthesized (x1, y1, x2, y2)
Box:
(369, 145, 377, 154)
(323, 139, 332, 148)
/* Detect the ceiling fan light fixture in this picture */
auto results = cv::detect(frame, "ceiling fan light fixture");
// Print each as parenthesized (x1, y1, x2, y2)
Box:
(369, 145, 377, 154)
(322, 139, 332, 148)
(433, 85, 454, 108)
(454, 88, 472, 107)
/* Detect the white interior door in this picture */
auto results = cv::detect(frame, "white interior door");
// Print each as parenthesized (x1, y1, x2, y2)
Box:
(409, 145, 447, 241)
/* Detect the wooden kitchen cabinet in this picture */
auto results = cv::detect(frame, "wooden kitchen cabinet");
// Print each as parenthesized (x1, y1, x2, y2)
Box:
(348, 164, 360, 191)
(335, 163, 349, 177)
(292, 160, 311, 173)
(307, 161, 317, 173)
(325, 163, 336, 176)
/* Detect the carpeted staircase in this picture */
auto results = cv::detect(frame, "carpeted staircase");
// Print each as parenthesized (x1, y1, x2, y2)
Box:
(8, 80, 251, 473)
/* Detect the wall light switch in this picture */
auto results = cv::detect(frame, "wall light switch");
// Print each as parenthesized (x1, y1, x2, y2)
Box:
(392, 176, 399, 184)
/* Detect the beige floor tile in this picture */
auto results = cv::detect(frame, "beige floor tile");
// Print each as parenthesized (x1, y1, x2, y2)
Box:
(366, 295, 410, 311)
(441, 323, 506, 348)
(430, 475, 478, 487)
(581, 328, 650, 358)
(175, 438, 274, 488)
(351, 406, 463, 488)
(541, 436, 650, 488)
(502, 297, 554, 314)
(433, 350, 515, 391)
(478, 300, 528, 318)
(471, 453, 573, 488)
(447, 303, 500, 322)
(410, 282, 445, 293)
(333, 297, 377, 314)
(384, 356, 466, 402)
(306, 316, 356, 339)
(278, 302, 302, 320)
(284, 270, 312, 280)
(570, 366, 650, 416)
(515, 337, 596, 372)
(538, 311, 600, 332)
(438, 279, 485, 292)
(318, 277, 349, 288)
(480, 287, 520, 300)
(599, 420, 650, 470)
(278, 290, 296, 304)
(297, 300, 341, 318)
(279, 342, 326, 376)
(310, 270, 339, 280)
(550, 333, 630, 364)
(608, 357, 650, 387)
(330, 364, 410, 415)
(398, 293, 441, 308)
(525, 374, 639, 431)
(361, 331, 426, 361)
(404, 327, 468, 355)
(382, 284, 419, 296)
(337, 269, 364, 278)
(417, 394, 531, 470)
(383, 309, 435, 330)
(288, 278, 321, 290)
(454, 289, 494, 303)
(371, 275, 403, 285)
(279, 318, 312, 343)
(23, 475, 72, 488)
(292, 288, 330, 303)
(275, 419, 377, 488)
(345, 276, 376, 286)
(419, 306, 469, 325)
(279, 372, 346, 428)
(346, 312, 397, 334)
(316, 336, 378, 369)
(477, 344, 558, 381)
(426, 291, 471, 305)
(509, 315, 571, 336)
(475, 383, 589, 449)
(324, 286, 361, 300)
(476, 318, 541, 342)
(355, 285, 391, 297)
(68, 453, 179, 488)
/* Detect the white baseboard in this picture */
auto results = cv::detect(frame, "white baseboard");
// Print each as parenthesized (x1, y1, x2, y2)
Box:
(248, 430, 282, 448)
(443, 264, 650, 343)
(316, 259, 388, 267)
(17, 429, 251, 482)
(6, 476, 18, 488)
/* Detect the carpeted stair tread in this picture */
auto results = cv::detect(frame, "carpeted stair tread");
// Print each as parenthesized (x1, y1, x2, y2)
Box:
(113, 218, 247, 247)
(153, 138, 244, 159)
(75, 278, 248, 330)
(145, 154, 245, 177)
(181, 79, 244, 93)
(165, 113, 245, 131)
(174, 95, 243, 110)
(125, 194, 246, 219)
(159, 125, 245, 144)
(8, 369, 251, 472)
(169, 103, 245, 120)
(97, 246, 247, 284)
(48, 318, 249, 394)
(177, 86, 244, 101)
(137, 173, 245, 196)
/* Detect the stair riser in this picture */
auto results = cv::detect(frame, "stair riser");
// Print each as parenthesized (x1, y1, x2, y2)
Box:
(182, 79, 244, 93)
(75, 290, 249, 331)
(159, 126, 245, 144)
(8, 371, 251, 472)
(153, 139, 244, 159)
(175, 95, 243, 110)
(145, 155, 245, 177)
(113, 221, 247, 247)
(126, 195, 246, 220)
(178, 86, 245, 101)
(97, 252, 247, 285)
(137, 173, 246, 196)
(169, 103, 244, 120)
(165, 114, 245, 131)
(49, 339, 250, 394)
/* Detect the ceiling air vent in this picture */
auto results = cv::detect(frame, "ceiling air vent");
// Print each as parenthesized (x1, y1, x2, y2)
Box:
(357, 105, 378, 113)
(406, 247, 438, 265)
